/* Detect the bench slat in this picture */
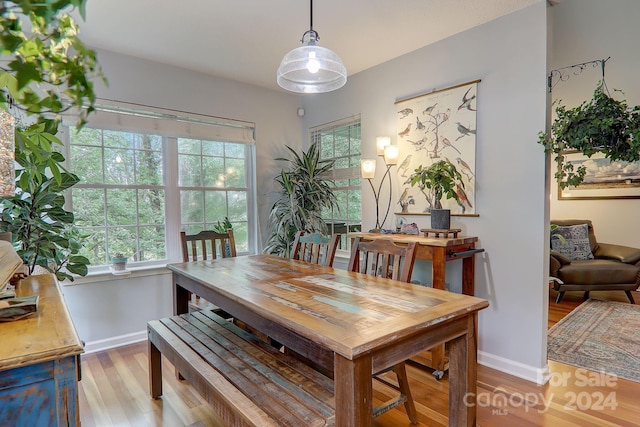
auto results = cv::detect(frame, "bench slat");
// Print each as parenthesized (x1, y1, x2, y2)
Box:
(191, 311, 335, 410)
(165, 315, 332, 424)
(148, 312, 335, 427)
(148, 321, 275, 426)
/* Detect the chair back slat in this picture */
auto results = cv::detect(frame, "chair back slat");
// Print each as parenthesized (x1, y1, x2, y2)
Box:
(291, 231, 340, 267)
(347, 237, 417, 283)
(181, 229, 237, 262)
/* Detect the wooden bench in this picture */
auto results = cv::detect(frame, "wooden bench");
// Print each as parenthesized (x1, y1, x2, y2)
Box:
(147, 310, 336, 427)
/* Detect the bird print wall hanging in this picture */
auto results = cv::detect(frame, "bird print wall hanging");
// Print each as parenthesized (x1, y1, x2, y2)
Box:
(394, 79, 479, 215)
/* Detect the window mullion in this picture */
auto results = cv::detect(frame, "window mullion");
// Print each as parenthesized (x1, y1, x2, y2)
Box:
(165, 136, 181, 261)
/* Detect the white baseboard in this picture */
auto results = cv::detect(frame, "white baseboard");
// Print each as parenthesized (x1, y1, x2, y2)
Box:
(479, 350, 550, 385)
(83, 330, 147, 354)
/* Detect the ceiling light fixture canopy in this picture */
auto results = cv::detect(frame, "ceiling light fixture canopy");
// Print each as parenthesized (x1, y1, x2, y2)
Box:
(277, 0, 347, 94)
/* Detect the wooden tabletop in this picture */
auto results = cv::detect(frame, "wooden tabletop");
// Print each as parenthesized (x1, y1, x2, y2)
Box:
(349, 232, 478, 247)
(0, 274, 84, 372)
(168, 254, 488, 360)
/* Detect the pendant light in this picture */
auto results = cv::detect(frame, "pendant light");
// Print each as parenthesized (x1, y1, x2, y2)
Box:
(277, 0, 347, 93)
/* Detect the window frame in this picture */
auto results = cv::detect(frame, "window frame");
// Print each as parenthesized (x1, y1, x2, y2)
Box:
(61, 106, 257, 274)
(311, 115, 362, 252)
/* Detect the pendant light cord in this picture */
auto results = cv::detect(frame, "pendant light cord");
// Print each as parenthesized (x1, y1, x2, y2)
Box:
(302, 0, 319, 43)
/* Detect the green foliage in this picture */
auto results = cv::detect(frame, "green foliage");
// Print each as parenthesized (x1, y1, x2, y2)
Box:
(1, 0, 105, 127)
(539, 84, 640, 189)
(0, 121, 90, 280)
(212, 216, 233, 234)
(263, 143, 338, 257)
(0, 0, 101, 279)
(406, 159, 464, 210)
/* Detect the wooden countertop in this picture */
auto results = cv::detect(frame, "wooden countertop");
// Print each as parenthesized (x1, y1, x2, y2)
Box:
(0, 274, 84, 372)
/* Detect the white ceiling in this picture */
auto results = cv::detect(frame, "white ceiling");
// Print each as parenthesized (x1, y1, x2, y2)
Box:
(76, 0, 543, 92)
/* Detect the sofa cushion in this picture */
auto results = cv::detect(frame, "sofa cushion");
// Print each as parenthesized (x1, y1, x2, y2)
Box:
(557, 259, 640, 285)
(551, 224, 595, 261)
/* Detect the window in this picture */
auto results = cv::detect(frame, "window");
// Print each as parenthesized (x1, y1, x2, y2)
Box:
(311, 116, 362, 249)
(69, 128, 166, 265)
(65, 102, 255, 269)
(178, 138, 249, 253)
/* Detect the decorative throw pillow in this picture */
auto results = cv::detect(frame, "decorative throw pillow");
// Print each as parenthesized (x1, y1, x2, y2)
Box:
(551, 224, 594, 261)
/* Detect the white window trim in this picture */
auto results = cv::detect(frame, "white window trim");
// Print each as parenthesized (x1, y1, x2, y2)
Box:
(61, 100, 258, 273)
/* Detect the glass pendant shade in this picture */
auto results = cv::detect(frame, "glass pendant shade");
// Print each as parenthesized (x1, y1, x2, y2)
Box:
(277, 44, 347, 93)
(277, 1, 347, 94)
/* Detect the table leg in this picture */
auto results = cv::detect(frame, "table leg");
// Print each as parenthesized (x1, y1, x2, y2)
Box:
(334, 354, 372, 427)
(462, 252, 475, 296)
(173, 276, 190, 380)
(431, 246, 446, 290)
(448, 314, 477, 427)
(173, 278, 190, 315)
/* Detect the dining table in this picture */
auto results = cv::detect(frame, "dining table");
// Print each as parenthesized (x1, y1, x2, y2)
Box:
(167, 254, 489, 427)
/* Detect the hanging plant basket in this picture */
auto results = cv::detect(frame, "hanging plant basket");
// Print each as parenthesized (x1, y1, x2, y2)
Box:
(539, 83, 640, 189)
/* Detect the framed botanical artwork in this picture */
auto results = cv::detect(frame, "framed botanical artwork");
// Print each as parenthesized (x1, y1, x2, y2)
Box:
(394, 80, 479, 215)
(558, 151, 640, 199)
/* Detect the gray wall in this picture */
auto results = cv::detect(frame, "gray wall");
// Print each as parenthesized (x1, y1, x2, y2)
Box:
(65, 3, 553, 384)
(549, 0, 640, 249)
(304, 2, 550, 381)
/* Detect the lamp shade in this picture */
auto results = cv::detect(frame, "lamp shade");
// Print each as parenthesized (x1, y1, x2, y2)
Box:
(0, 110, 15, 197)
(384, 145, 399, 165)
(361, 159, 376, 179)
(376, 136, 391, 156)
(277, 43, 347, 94)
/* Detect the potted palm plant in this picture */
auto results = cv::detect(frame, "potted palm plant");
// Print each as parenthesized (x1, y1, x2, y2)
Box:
(263, 143, 338, 257)
(406, 159, 465, 229)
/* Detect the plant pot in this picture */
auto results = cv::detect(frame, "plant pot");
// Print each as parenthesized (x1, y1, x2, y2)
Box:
(111, 257, 128, 271)
(430, 209, 451, 230)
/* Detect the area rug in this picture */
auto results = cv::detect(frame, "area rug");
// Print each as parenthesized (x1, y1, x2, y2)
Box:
(547, 299, 640, 383)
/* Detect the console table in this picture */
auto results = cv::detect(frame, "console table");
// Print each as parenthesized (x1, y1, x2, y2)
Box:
(349, 232, 483, 378)
(0, 274, 84, 426)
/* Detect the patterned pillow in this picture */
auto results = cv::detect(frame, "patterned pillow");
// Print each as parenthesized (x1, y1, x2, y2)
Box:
(551, 224, 594, 261)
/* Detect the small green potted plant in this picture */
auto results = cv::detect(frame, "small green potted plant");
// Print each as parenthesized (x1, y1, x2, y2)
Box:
(406, 159, 465, 229)
(111, 252, 128, 272)
(212, 216, 233, 257)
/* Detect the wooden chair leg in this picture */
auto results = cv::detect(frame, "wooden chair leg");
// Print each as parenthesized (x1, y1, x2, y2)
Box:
(393, 362, 418, 424)
(584, 291, 590, 299)
(625, 290, 635, 304)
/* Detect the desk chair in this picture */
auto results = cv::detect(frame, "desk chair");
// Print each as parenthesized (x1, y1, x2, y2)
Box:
(348, 237, 419, 424)
(291, 231, 340, 267)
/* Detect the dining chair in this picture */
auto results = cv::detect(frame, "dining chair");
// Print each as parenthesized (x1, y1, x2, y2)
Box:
(290, 231, 340, 267)
(348, 237, 419, 424)
(180, 229, 237, 262)
(180, 229, 237, 315)
(181, 229, 277, 344)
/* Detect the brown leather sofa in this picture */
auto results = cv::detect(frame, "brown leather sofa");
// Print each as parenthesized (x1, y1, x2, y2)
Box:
(550, 219, 640, 304)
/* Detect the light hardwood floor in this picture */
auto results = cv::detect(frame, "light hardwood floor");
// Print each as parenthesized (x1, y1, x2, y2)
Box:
(78, 289, 640, 426)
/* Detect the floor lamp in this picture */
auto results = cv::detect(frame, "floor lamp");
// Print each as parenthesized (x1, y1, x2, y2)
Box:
(361, 137, 398, 231)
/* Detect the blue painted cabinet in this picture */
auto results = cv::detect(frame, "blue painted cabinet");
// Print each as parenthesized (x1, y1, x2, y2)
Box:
(0, 274, 83, 426)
